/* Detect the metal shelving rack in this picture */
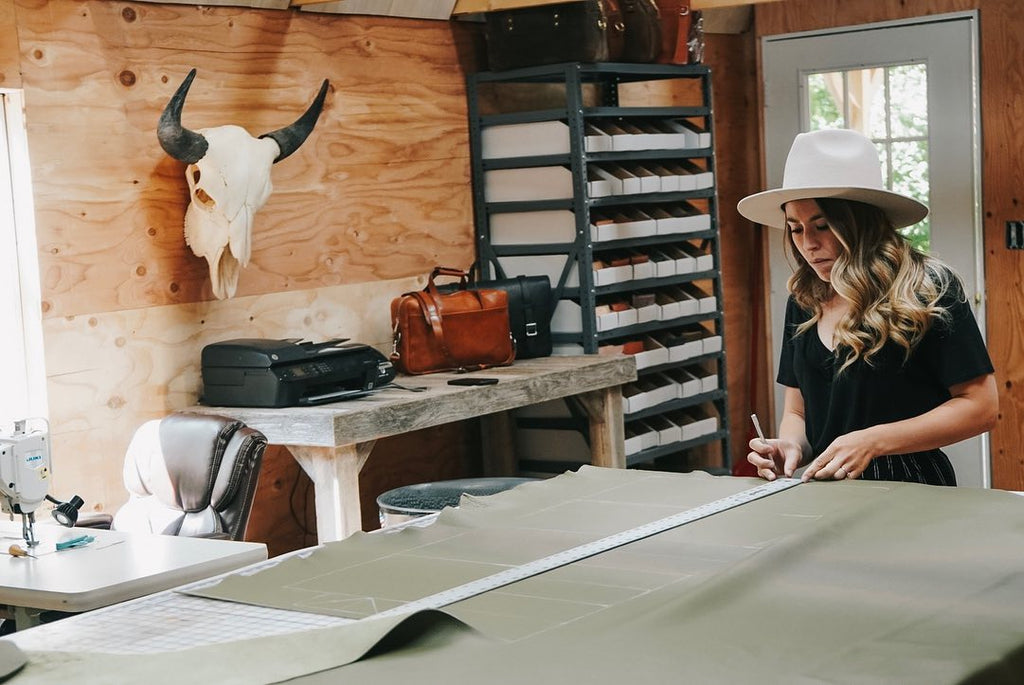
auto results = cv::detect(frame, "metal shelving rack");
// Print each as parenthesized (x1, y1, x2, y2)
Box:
(466, 62, 730, 475)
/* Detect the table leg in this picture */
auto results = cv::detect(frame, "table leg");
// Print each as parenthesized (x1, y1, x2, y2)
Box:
(13, 605, 42, 631)
(576, 386, 626, 469)
(481, 411, 518, 476)
(288, 442, 375, 542)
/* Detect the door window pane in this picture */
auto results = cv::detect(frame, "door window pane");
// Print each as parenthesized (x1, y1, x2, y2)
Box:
(805, 63, 930, 252)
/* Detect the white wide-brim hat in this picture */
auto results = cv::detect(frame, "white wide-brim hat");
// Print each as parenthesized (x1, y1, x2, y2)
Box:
(737, 128, 929, 229)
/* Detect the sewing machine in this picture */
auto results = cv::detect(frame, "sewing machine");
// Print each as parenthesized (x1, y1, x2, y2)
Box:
(0, 418, 80, 547)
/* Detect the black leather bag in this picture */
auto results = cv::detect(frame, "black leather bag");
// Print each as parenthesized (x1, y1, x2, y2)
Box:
(621, 0, 662, 62)
(439, 272, 553, 359)
(484, 0, 615, 72)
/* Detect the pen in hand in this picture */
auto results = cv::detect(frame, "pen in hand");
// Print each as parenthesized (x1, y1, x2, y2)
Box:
(750, 413, 779, 479)
(750, 413, 766, 444)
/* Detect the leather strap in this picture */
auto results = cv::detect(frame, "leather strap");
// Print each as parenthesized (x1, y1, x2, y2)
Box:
(413, 284, 489, 372)
(412, 289, 454, 367)
(515, 275, 539, 337)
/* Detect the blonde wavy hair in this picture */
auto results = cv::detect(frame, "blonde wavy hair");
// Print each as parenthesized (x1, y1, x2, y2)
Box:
(786, 198, 957, 372)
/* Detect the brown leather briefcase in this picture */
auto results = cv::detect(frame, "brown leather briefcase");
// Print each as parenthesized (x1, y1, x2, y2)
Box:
(390, 267, 515, 375)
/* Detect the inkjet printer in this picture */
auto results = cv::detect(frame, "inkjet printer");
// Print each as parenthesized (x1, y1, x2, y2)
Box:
(200, 338, 396, 408)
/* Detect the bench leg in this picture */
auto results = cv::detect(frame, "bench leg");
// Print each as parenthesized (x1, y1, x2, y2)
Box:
(288, 441, 375, 542)
(577, 386, 626, 469)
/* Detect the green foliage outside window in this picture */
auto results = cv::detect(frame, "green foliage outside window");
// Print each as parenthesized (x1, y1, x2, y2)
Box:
(806, 64, 930, 253)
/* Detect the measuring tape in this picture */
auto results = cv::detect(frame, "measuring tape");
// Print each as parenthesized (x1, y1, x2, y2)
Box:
(369, 477, 801, 621)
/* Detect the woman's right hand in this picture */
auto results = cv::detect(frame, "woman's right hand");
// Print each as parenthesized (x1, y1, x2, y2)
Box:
(747, 437, 804, 480)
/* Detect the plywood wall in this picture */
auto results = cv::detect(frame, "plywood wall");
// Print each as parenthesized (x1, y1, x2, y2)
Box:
(2, 0, 759, 551)
(753, 0, 1024, 490)
(8, 0, 484, 548)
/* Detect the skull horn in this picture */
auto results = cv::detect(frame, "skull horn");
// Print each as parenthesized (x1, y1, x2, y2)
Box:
(157, 68, 209, 164)
(260, 79, 330, 163)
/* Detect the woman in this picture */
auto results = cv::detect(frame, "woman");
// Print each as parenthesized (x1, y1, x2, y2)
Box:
(737, 129, 997, 485)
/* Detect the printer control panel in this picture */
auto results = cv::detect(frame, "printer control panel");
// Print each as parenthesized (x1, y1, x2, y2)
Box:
(281, 361, 335, 380)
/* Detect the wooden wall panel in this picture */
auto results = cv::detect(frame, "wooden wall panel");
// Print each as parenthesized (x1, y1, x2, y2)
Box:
(754, 0, 1024, 489)
(0, 1, 20, 88)
(43, 274, 425, 514)
(5, 0, 486, 549)
(18, 0, 481, 316)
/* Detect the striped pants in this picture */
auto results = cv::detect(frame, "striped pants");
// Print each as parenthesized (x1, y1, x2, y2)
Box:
(861, 450, 957, 486)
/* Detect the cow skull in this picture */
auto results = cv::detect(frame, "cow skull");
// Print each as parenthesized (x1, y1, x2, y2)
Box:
(157, 69, 329, 299)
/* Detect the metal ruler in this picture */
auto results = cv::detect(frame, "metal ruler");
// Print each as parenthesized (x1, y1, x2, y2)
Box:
(370, 478, 801, 620)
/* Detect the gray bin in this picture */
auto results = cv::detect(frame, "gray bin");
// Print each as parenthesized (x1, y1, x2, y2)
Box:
(377, 477, 537, 527)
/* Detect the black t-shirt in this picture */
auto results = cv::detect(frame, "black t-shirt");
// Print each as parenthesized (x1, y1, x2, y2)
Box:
(777, 277, 994, 462)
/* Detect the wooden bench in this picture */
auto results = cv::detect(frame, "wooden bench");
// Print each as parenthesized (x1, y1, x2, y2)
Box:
(189, 355, 637, 541)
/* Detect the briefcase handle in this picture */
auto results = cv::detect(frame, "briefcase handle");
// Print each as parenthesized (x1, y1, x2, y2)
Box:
(429, 266, 469, 288)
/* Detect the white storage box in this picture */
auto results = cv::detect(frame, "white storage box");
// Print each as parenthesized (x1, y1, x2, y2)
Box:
(665, 409, 701, 442)
(634, 298, 660, 324)
(613, 303, 638, 328)
(629, 164, 662, 193)
(490, 210, 577, 245)
(591, 209, 657, 242)
(590, 165, 626, 195)
(481, 120, 612, 159)
(587, 167, 614, 197)
(643, 414, 682, 446)
(622, 382, 645, 414)
(593, 120, 640, 152)
(592, 258, 632, 286)
(682, 283, 717, 313)
(649, 249, 677, 278)
(677, 159, 714, 189)
(485, 166, 572, 202)
(665, 367, 702, 398)
(656, 286, 699, 321)
(646, 163, 681, 192)
(702, 334, 723, 354)
(659, 244, 696, 274)
(680, 241, 714, 272)
(653, 203, 712, 235)
(687, 405, 720, 436)
(630, 252, 657, 281)
(653, 328, 704, 363)
(688, 360, 719, 393)
(635, 336, 669, 369)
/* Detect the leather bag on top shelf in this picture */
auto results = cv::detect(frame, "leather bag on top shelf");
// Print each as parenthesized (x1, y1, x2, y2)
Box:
(484, 0, 620, 71)
(654, 0, 692, 64)
(390, 267, 515, 375)
(620, 0, 662, 63)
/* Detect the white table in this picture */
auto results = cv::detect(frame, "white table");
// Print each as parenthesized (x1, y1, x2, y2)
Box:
(0, 520, 267, 631)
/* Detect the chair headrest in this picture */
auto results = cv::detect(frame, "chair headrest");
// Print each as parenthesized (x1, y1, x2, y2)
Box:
(123, 413, 246, 513)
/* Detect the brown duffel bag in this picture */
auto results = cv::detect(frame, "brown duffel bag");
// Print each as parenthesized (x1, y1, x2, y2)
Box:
(390, 267, 515, 375)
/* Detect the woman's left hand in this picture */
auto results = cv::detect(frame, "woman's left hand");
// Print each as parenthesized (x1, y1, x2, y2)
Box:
(801, 429, 876, 481)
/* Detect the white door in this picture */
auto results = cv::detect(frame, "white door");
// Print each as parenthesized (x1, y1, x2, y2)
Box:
(761, 13, 988, 486)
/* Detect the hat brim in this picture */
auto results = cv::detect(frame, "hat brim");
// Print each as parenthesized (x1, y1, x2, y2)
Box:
(737, 186, 929, 229)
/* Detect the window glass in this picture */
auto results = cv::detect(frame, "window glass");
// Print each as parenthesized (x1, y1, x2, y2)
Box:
(805, 64, 930, 252)
(0, 91, 47, 424)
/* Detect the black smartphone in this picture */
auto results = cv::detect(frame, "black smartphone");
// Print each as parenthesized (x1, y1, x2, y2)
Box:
(447, 377, 499, 386)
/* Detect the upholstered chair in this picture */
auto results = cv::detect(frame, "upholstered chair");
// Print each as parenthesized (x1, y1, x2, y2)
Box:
(81, 412, 266, 540)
